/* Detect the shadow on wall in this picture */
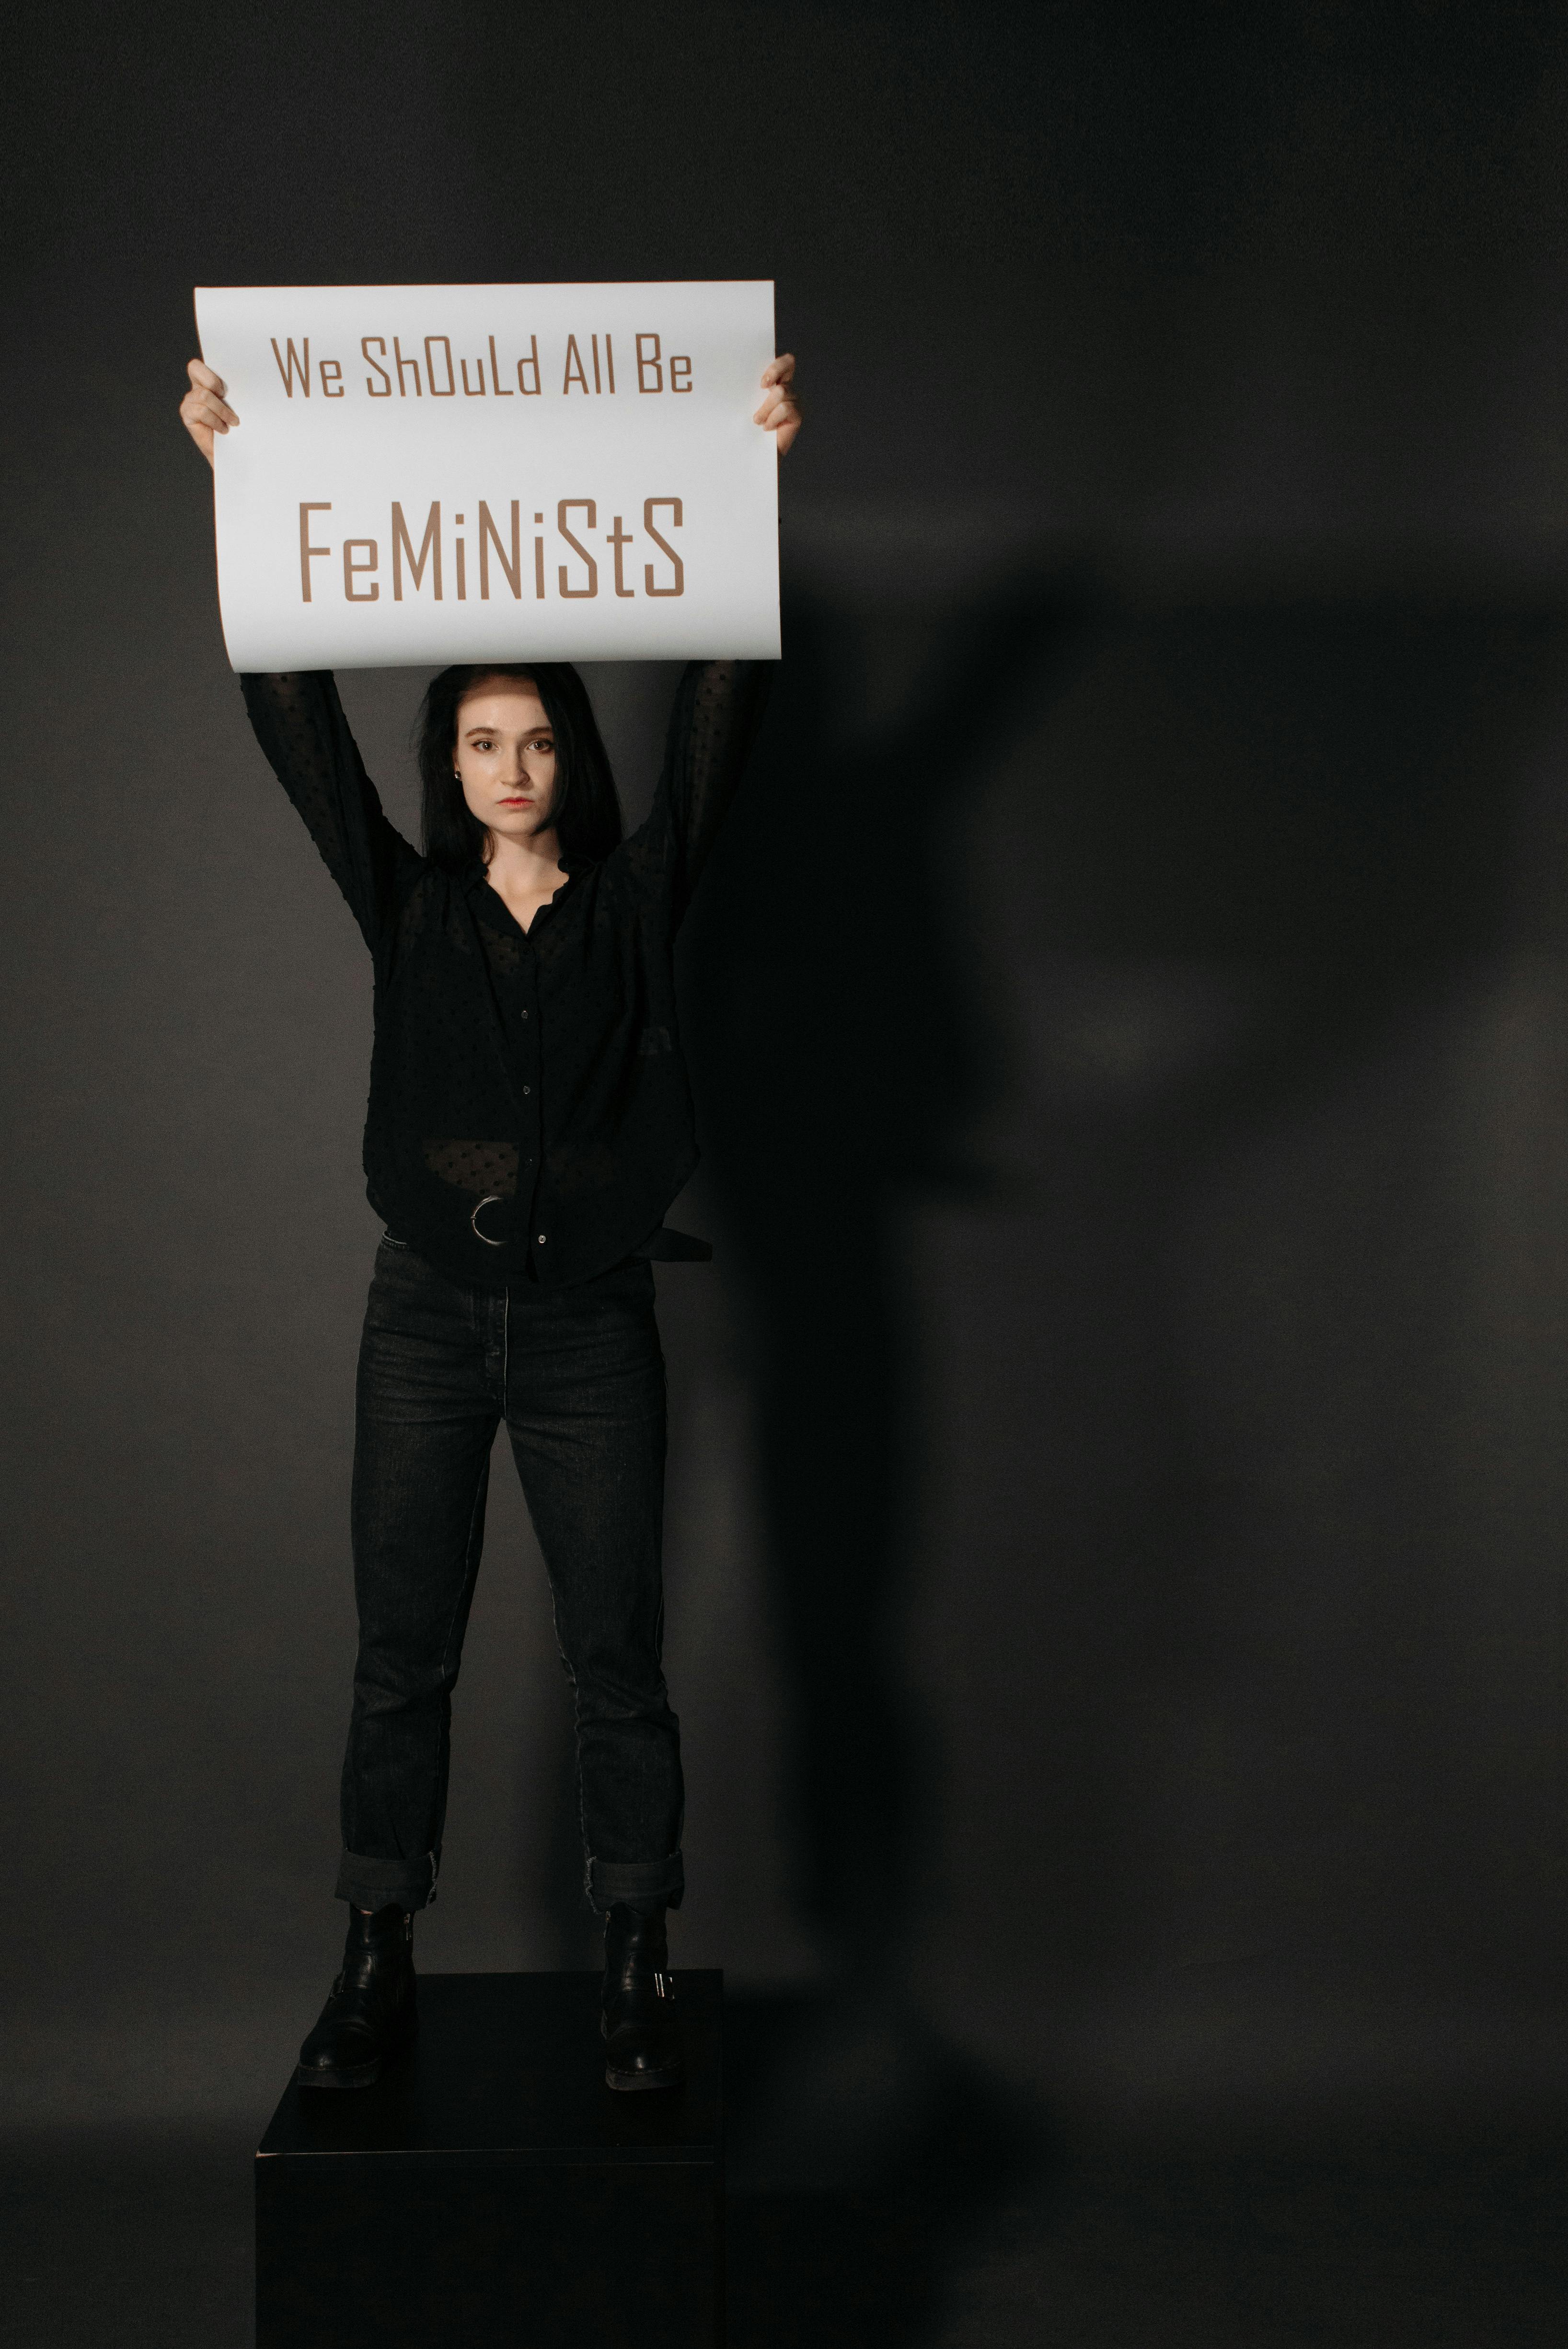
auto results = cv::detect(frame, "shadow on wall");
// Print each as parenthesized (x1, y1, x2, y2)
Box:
(689, 579, 1086, 1963)
(683, 567, 1568, 2203)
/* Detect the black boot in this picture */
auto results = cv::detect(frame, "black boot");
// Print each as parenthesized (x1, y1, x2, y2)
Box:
(296, 1904, 417, 2090)
(601, 1903, 683, 2092)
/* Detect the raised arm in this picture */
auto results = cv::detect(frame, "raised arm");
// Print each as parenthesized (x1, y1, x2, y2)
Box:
(180, 360, 420, 954)
(645, 660, 774, 927)
(239, 671, 421, 955)
(630, 353, 798, 922)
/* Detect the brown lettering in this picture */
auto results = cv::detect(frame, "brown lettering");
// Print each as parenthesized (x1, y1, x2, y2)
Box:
(425, 336, 456, 396)
(605, 334, 616, 394)
(556, 499, 598, 598)
(392, 501, 442, 599)
(392, 337, 422, 396)
(488, 334, 514, 397)
(670, 355, 692, 393)
(563, 336, 590, 395)
(343, 539, 378, 601)
(606, 515, 634, 599)
(516, 336, 541, 395)
(591, 334, 602, 394)
(299, 503, 331, 602)
(533, 520, 545, 599)
(478, 500, 521, 600)
(320, 359, 344, 397)
(643, 498, 684, 597)
(636, 333, 663, 393)
(362, 337, 392, 396)
(460, 355, 486, 395)
(271, 337, 311, 396)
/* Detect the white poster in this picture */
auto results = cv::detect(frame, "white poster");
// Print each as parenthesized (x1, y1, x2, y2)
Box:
(195, 281, 780, 671)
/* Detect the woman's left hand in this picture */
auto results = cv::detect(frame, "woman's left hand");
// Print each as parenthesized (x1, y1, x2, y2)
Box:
(754, 355, 802, 454)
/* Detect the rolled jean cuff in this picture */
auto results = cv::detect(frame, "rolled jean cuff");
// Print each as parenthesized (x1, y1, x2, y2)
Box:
(336, 1847, 440, 1913)
(585, 1851, 684, 1914)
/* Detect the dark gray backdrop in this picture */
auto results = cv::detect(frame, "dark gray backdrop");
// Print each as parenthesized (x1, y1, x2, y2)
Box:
(4, 0, 1568, 2179)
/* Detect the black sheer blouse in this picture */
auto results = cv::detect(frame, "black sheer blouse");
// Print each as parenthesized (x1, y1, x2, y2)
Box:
(240, 660, 772, 1288)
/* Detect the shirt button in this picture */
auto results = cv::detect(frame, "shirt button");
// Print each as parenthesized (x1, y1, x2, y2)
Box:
(519, 1009, 529, 1019)
(536, 1233, 547, 1245)
(522, 1085, 531, 1096)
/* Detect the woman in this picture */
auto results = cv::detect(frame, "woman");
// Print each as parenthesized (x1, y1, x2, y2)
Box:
(179, 349, 800, 2092)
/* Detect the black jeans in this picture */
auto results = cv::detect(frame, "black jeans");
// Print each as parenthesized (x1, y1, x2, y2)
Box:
(334, 1236, 684, 1917)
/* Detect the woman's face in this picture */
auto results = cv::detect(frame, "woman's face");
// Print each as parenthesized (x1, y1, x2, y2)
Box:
(454, 680, 559, 847)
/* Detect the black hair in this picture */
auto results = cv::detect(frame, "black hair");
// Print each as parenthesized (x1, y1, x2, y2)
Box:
(415, 662, 623, 871)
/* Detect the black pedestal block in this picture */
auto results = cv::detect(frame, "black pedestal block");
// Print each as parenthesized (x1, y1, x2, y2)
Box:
(255, 1970, 722, 2349)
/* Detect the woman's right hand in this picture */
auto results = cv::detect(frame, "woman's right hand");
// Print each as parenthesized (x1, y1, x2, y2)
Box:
(179, 358, 239, 469)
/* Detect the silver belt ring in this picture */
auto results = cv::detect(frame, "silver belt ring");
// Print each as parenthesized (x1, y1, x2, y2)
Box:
(471, 1194, 507, 1246)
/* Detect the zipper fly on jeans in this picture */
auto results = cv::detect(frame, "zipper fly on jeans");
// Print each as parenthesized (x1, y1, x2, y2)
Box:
(479, 1286, 508, 1409)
